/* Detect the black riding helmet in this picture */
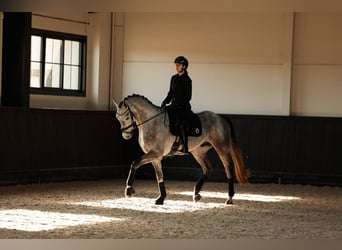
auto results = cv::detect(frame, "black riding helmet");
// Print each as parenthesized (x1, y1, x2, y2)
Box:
(174, 56, 189, 70)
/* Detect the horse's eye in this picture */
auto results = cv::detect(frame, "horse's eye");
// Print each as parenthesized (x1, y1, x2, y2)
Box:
(125, 117, 129, 121)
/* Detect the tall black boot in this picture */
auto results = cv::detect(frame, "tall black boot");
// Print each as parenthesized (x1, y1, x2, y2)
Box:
(180, 124, 189, 153)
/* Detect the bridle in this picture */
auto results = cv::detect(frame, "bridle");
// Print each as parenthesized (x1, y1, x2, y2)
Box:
(117, 103, 166, 133)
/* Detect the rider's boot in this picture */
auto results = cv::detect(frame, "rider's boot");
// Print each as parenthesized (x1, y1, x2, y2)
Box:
(180, 124, 189, 154)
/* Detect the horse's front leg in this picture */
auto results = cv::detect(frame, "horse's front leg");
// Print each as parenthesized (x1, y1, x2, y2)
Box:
(125, 165, 136, 197)
(151, 160, 166, 205)
(125, 151, 158, 198)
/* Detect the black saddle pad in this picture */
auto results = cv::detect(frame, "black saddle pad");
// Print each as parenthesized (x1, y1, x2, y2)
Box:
(167, 108, 202, 137)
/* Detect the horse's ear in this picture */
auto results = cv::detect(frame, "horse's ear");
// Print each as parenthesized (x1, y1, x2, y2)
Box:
(112, 98, 119, 111)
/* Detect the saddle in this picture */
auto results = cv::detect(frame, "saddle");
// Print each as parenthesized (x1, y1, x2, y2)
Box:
(167, 108, 202, 137)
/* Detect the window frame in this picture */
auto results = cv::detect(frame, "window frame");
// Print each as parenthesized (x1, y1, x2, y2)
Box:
(30, 29, 87, 97)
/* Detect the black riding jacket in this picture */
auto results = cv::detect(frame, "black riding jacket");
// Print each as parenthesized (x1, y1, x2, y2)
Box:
(162, 71, 192, 110)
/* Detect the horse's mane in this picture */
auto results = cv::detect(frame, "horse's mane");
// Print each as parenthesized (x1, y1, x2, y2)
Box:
(123, 94, 160, 110)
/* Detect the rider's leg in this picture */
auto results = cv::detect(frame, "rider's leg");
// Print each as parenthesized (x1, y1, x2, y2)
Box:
(179, 121, 189, 153)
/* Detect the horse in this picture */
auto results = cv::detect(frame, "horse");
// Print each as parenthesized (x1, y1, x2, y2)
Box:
(112, 94, 250, 205)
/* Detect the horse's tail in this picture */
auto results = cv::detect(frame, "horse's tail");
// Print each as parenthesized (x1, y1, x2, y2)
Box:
(229, 139, 250, 184)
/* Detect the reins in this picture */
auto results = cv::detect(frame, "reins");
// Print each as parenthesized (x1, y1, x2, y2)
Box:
(119, 106, 166, 133)
(136, 109, 166, 127)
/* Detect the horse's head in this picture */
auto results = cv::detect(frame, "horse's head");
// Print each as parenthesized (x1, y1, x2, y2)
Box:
(113, 99, 136, 140)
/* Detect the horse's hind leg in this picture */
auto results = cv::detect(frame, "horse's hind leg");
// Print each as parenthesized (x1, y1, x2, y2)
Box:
(191, 147, 213, 202)
(152, 159, 166, 205)
(214, 146, 235, 205)
(227, 173, 235, 205)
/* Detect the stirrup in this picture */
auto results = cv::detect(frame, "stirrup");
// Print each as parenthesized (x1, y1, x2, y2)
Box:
(178, 144, 189, 154)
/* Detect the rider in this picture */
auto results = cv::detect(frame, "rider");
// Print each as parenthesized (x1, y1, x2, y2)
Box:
(161, 56, 192, 153)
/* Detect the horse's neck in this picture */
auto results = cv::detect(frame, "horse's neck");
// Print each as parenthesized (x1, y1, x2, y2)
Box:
(129, 101, 159, 123)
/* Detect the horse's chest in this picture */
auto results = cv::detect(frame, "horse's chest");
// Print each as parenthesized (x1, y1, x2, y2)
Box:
(138, 132, 153, 150)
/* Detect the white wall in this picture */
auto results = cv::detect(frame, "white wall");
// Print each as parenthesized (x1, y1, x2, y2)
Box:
(291, 13, 342, 117)
(122, 12, 293, 115)
(122, 12, 342, 117)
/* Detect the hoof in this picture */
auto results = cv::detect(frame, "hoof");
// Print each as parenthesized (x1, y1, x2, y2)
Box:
(155, 197, 164, 205)
(125, 186, 135, 198)
(193, 194, 201, 202)
(225, 198, 233, 205)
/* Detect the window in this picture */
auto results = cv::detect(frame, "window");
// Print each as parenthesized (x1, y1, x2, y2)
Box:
(30, 29, 87, 96)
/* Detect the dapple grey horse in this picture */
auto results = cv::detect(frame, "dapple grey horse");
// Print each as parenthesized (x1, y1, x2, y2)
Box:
(113, 94, 250, 205)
